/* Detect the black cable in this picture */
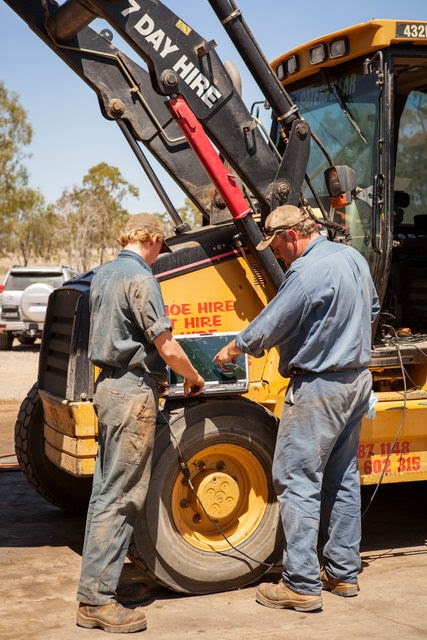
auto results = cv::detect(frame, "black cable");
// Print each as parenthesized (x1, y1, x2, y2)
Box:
(362, 329, 409, 517)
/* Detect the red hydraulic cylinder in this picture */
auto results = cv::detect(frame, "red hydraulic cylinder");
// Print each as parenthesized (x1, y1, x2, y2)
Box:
(166, 96, 251, 221)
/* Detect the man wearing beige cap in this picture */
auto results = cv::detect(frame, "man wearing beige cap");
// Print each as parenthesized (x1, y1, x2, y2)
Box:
(76, 213, 204, 633)
(214, 204, 379, 613)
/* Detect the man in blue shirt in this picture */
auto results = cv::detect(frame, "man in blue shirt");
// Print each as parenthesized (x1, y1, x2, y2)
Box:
(214, 204, 379, 613)
(76, 213, 204, 633)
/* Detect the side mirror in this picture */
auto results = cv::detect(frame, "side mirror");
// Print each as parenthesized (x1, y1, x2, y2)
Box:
(324, 165, 357, 207)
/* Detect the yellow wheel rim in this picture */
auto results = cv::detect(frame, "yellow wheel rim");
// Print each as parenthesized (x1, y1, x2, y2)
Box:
(171, 443, 268, 551)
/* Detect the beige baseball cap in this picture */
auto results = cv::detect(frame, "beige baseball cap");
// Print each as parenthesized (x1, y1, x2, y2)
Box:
(256, 205, 310, 251)
(124, 213, 171, 253)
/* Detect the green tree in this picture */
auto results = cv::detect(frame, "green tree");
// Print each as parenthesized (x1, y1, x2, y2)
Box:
(0, 82, 35, 255)
(12, 192, 61, 265)
(83, 163, 138, 263)
(53, 163, 139, 272)
(53, 188, 100, 272)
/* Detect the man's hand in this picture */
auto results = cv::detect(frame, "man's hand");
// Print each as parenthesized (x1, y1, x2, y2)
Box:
(183, 373, 205, 397)
(154, 331, 205, 397)
(213, 339, 242, 370)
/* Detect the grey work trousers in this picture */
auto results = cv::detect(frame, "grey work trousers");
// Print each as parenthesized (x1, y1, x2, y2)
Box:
(77, 369, 157, 605)
(273, 368, 372, 595)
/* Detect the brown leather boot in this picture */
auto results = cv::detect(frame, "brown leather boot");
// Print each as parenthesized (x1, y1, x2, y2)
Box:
(320, 569, 360, 597)
(256, 580, 322, 612)
(76, 602, 147, 633)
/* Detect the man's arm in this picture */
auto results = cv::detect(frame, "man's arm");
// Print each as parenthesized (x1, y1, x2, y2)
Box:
(154, 330, 205, 397)
(214, 272, 307, 369)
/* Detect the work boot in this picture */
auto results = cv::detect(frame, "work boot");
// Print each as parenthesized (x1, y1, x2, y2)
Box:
(76, 602, 147, 633)
(320, 569, 360, 597)
(256, 580, 322, 612)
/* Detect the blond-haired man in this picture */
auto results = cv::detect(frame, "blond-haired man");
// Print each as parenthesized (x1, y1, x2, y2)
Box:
(76, 213, 204, 632)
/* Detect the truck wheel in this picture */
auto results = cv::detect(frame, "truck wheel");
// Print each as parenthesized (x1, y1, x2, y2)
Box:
(129, 397, 282, 594)
(15, 383, 92, 511)
(17, 336, 37, 346)
(0, 332, 13, 350)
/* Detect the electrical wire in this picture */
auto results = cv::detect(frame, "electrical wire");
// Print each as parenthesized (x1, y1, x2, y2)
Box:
(361, 329, 410, 517)
(159, 410, 281, 569)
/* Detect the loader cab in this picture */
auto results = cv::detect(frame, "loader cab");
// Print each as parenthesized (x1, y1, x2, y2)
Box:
(273, 20, 427, 338)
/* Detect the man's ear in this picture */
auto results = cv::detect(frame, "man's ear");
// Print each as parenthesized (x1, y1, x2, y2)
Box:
(287, 229, 298, 243)
(157, 233, 167, 249)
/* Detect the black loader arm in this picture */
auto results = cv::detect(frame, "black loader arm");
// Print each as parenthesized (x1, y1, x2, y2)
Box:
(47, 0, 289, 214)
(6, 0, 283, 212)
(4, 0, 313, 289)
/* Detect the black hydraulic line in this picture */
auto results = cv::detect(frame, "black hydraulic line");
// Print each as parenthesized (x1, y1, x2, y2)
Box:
(116, 119, 190, 233)
(208, 0, 299, 128)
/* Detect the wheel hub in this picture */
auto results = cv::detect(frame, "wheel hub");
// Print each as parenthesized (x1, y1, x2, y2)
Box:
(171, 443, 268, 551)
(190, 470, 240, 520)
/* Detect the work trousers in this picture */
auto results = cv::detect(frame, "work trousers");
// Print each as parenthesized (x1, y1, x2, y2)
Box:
(273, 368, 372, 595)
(77, 369, 158, 605)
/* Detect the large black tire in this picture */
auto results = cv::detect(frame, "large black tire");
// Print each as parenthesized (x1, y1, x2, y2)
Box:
(14, 383, 92, 511)
(129, 397, 282, 594)
(17, 336, 37, 346)
(0, 332, 13, 350)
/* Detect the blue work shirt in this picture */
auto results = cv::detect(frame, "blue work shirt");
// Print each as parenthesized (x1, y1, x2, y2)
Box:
(88, 249, 172, 382)
(236, 235, 380, 376)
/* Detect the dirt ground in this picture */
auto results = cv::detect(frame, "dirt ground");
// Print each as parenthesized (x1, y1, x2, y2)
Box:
(1, 343, 427, 639)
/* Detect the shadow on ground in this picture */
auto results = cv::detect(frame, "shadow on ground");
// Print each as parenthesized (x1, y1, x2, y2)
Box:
(2, 467, 426, 559)
(9, 341, 41, 353)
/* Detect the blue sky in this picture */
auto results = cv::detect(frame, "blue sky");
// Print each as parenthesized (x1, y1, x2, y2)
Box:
(1, 1, 426, 214)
